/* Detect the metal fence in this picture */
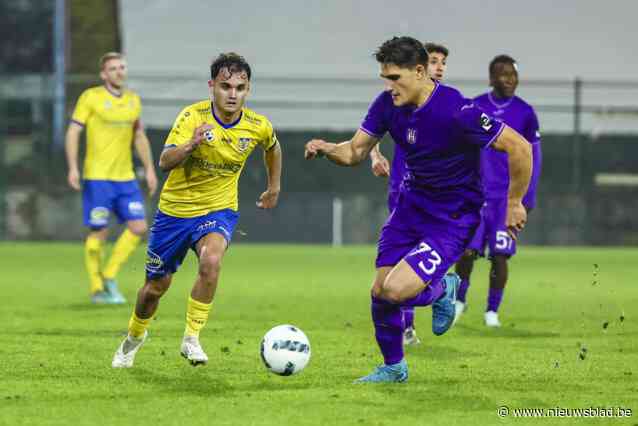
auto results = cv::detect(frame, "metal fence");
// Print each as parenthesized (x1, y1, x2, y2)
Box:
(1, 74, 638, 244)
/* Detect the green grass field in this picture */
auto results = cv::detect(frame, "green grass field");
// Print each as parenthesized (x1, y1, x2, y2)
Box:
(1, 243, 636, 426)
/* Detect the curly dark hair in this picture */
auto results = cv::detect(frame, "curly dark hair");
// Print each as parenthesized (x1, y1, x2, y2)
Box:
(489, 54, 517, 76)
(210, 52, 252, 80)
(374, 36, 428, 68)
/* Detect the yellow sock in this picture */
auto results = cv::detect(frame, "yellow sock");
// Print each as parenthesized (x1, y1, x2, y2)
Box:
(184, 296, 212, 337)
(85, 236, 104, 294)
(128, 312, 152, 339)
(103, 229, 141, 280)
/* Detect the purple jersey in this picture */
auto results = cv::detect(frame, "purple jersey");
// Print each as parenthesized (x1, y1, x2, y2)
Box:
(361, 82, 505, 225)
(474, 93, 542, 209)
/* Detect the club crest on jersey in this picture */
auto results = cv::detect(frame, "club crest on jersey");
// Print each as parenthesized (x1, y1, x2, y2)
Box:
(480, 113, 493, 131)
(238, 137, 252, 152)
(204, 130, 215, 143)
(104, 100, 112, 109)
(406, 128, 417, 145)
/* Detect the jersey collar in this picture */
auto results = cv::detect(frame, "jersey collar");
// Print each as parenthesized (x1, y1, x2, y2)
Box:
(211, 103, 243, 129)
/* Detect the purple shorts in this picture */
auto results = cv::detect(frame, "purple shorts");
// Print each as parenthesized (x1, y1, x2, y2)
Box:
(467, 197, 517, 258)
(376, 192, 479, 285)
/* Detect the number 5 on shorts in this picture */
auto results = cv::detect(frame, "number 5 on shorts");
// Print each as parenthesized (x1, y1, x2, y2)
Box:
(495, 231, 513, 250)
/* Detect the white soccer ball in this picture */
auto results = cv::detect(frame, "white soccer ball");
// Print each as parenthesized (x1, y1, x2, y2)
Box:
(260, 324, 311, 376)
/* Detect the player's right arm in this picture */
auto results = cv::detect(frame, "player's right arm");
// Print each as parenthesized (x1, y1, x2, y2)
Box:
(304, 129, 379, 166)
(369, 144, 390, 177)
(66, 90, 93, 191)
(65, 122, 83, 190)
(158, 124, 212, 172)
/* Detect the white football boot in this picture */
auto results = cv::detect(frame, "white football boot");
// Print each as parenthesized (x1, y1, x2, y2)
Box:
(180, 336, 209, 366)
(484, 311, 502, 328)
(453, 301, 467, 324)
(112, 331, 148, 368)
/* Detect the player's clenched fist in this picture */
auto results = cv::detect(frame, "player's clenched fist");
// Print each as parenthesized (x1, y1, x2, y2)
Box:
(506, 199, 527, 239)
(304, 139, 333, 160)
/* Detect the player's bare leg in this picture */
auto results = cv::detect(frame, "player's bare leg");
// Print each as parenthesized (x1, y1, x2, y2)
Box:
(112, 275, 172, 368)
(485, 254, 508, 327)
(181, 232, 227, 366)
(454, 249, 477, 320)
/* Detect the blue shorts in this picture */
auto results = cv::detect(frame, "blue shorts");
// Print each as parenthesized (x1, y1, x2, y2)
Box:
(467, 197, 517, 258)
(82, 180, 146, 229)
(145, 209, 240, 279)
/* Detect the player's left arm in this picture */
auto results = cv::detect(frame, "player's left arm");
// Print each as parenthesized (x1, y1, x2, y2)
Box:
(522, 111, 542, 211)
(133, 122, 158, 196)
(257, 141, 282, 209)
(491, 125, 532, 236)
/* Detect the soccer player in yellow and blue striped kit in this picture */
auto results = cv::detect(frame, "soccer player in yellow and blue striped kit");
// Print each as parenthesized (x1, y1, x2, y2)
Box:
(65, 52, 158, 305)
(112, 52, 282, 367)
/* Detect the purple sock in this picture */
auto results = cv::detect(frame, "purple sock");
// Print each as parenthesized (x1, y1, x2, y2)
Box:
(403, 308, 415, 329)
(401, 279, 445, 307)
(371, 296, 404, 365)
(457, 278, 470, 303)
(486, 287, 504, 312)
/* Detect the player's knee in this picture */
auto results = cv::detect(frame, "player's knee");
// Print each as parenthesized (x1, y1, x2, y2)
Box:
(198, 252, 222, 282)
(380, 279, 404, 304)
(463, 249, 477, 260)
(142, 278, 170, 299)
(128, 221, 147, 236)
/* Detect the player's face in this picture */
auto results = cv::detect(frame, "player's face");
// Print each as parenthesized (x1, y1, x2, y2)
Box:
(490, 62, 518, 98)
(380, 63, 427, 107)
(100, 58, 127, 89)
(209, 68, 250, 116)
(427, 52, 447, 81)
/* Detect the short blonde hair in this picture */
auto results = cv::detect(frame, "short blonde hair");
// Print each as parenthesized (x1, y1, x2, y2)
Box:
(99, 52, 123, 70)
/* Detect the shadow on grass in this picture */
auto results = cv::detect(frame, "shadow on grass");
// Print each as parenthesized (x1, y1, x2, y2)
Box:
(129, 367, 233, 396)
(454, 323, 560, 339)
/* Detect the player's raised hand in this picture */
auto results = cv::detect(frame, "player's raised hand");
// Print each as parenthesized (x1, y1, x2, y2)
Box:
(256, 188, 280, 209)
(187, 124, 213, 152)
(371, 153, 390, 177)
(304, 139, 332, 160)
(506, 199, 527, 239)
(67, 168, 81, 191)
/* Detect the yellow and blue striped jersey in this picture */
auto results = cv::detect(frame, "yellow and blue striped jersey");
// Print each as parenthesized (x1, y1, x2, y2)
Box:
(71, 86, 141, 181)
(159, 100, 278, 218)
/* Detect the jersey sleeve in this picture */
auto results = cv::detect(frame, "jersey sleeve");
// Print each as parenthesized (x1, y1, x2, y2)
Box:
(455, 101, 505, 148)
(165, 106, 195, 147)
(70, 90, 92, 126)
(359, 92, 389, 139)
(261, 119, 278, 151)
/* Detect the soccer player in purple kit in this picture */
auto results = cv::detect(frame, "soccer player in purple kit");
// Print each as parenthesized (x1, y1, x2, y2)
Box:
(369, 42, 450, 346)
(454, 55, 542, 328)
(305, 37, 532, 383)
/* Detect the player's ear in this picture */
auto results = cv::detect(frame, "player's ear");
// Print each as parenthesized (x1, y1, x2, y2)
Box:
(415, 64, 426, 79)
(207, 79, 214, 88)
